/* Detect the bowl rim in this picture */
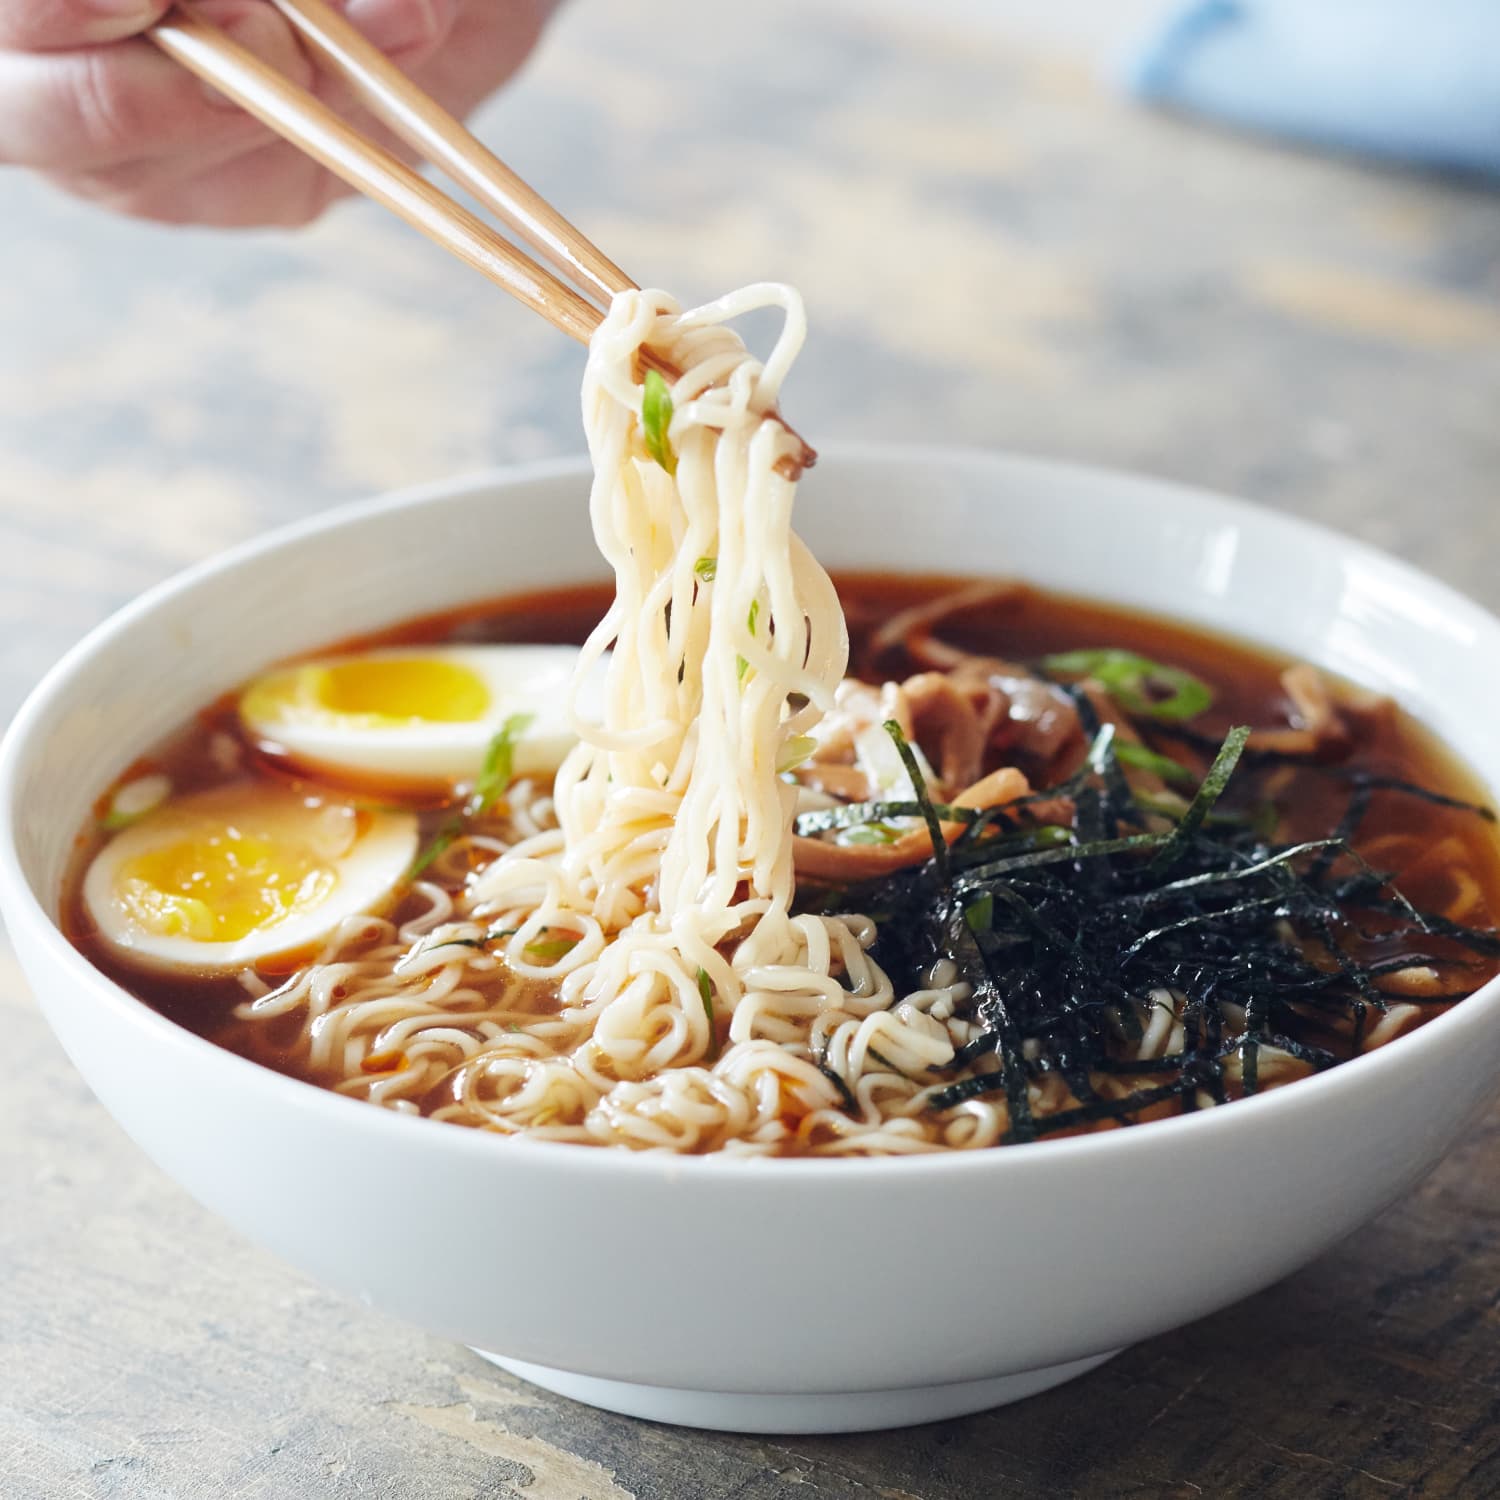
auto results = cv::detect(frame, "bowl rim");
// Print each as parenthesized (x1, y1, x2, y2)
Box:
(5, 442, 1499, 1183)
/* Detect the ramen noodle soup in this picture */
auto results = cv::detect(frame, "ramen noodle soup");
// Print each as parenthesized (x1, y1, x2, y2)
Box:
(65, 287, 1500, 1155)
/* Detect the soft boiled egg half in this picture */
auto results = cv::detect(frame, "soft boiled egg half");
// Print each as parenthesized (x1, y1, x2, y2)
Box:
(238, 644, 603, 791)
(82, 784, 417, 973)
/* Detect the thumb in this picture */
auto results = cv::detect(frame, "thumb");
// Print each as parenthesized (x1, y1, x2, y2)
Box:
(0, 0, 172, 51)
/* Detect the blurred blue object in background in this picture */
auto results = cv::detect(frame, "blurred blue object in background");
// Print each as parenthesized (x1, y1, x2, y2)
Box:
(1128, 0, 1500, 179)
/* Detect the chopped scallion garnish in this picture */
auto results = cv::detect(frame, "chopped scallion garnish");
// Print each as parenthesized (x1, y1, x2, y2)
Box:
(100, 773, 172, 831)
(409, 714, 533, 879)
(466, 712, 534, 820)
(407, 825, 458, 881)
(841, 822, 899, 846)
(524, 936, 578, 962)
(641, 369, 676, 475)
(1115, 740, 1197, 786)
(1042, 648, 1214, 722)
(697, 967, 720, 1061)
(777, 734, 818, 774)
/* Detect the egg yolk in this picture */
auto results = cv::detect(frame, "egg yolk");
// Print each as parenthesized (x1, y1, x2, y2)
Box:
(244, 656, 491, 728)
(116, 828, 337, 942)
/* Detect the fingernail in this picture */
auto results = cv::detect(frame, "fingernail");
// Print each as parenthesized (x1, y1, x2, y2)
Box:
(345, 0, 444, 57)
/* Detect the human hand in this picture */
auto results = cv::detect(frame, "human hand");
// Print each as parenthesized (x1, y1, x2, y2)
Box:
(0, 1, 556, 226)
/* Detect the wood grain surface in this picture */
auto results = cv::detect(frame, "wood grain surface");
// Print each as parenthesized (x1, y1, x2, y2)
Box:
(3, 3, 1499, 1496)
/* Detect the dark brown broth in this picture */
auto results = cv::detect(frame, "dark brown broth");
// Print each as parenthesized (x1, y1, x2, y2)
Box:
(65, 576, 1500, 1101)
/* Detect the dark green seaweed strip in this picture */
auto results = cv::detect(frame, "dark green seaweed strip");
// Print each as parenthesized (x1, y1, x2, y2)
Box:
(883, 720, 951, 885)
(793, 799, 979, 837)
(1114, 839, 1347, 910)
(1086, 721, 1136, 848)
(1145, 726, 1251, 873)
(1308, 779, 1372, 882)
(1346, 899, 1500, 955)
(1374, 987, 1484, 1005)
(1120, 892, 1296, 960)
(955, 831, 1168, 883)
(830, 662, 1499, 1148)
(1338, 773, 1497, 822)
(816, 1061, 858, 1113)
(926, 1070, 1011, 1110)
(1298, 904, 1389, 1011)
(929, 1073, 1189, 1133)
(1026, 1081, 1191, 1137)
(1254, 1032, 1341, 1070)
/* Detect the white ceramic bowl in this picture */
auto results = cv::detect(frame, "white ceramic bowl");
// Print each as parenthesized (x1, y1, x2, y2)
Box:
(5, 448, 1499, 1434)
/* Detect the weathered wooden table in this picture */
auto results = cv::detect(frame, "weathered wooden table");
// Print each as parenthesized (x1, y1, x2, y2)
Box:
(4, 4, 1499, 1495)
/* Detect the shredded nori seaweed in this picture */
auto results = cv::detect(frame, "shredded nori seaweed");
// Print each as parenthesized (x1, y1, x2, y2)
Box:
(803, 715, 1500, 1143)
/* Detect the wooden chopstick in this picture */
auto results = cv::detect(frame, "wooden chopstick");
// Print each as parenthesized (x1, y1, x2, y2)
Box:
(150, 3, 816, 470)
(149, 4, 603, 345)
(264, 0, 634, 308)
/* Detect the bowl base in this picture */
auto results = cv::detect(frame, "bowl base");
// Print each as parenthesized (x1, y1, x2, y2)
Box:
(471, 1348, 1121, 1433)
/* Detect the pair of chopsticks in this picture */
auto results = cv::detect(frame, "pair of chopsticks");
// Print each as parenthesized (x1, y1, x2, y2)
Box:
(151, 0, 627, 345)
(150, 0, 814, 469)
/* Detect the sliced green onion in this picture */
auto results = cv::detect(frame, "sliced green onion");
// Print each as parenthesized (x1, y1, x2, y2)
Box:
(410, 714, 533, 878)
(777, 734, 818, 774)
(1030, 824, 1072, 849)
(100, 773, 172, 831)
(408, 824, 459, 880)
(1115, 741, 1197, 786)
(1042, 648, 1214, 722)
(524, 936, 578, 962)
(732, 597, 762, 687)
(1133, 789, 1194, 820)
(697, 967, 720, 1061)
(641, 369, 676, 475)
(840, 822, 899, 846)
(465, 712, 534, 819)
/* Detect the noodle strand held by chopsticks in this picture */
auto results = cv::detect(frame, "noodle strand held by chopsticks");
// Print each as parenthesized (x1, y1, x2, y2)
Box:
(441, 286, 939, 1143)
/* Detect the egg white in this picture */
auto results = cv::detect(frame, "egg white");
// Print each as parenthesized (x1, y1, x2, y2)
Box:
(83, 784, 418, 973)
(239, 644, 604, 789)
